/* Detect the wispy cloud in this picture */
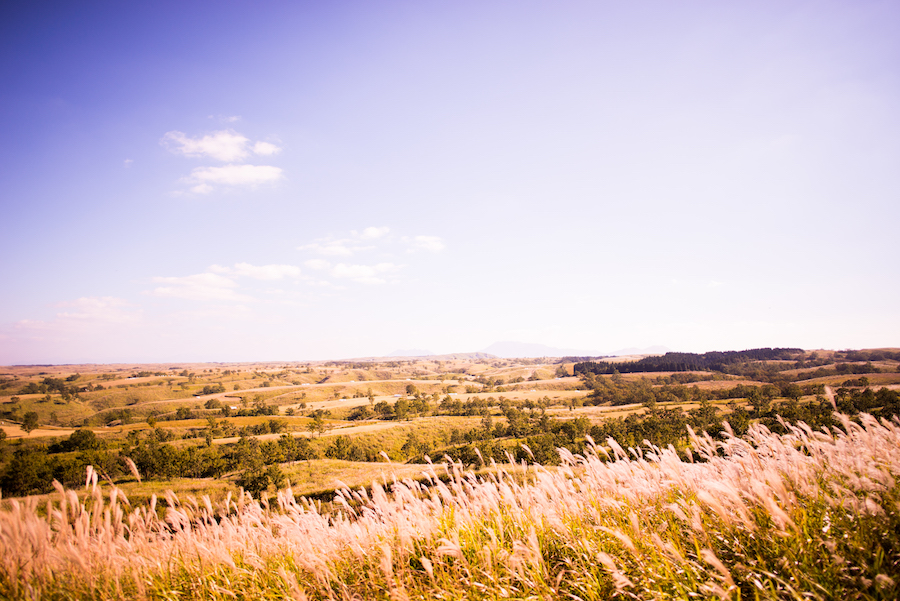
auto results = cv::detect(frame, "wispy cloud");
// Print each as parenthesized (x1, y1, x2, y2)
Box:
(297, 226, 394, 256)
(407, 235, 445, 253)
(162, 129, 281, 162)
(252, 141, 281, 156)
(296, 227, 444, 287)
(183, 164, 283, 194)
(163, 130, 254, 162)
(149, 262, 303, 303)
(211, 262, 301, 280)
(163, 128, 284, 194)
(54, 296, 139, 324)
(4, 297, 143, 362)
(150, 273, 249, 302)
(304, 259, 331, 270)
(358, 226, 390, 239)
(297, 240, 372, 256)
(331, 262, 399, 285)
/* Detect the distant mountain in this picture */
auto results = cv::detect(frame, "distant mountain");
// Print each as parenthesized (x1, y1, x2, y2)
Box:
(480, 341, 603, 359)
(386, 349, 435, 357)
(430, 352, 496, 360)
(611, 345, 671, 356)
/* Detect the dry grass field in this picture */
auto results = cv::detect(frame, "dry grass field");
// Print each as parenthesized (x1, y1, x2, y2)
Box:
(2, 348, 899, 598)
(3, 414, 900, 599)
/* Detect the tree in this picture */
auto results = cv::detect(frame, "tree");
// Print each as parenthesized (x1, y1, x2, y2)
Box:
(66, 428, 100, 451)
(308, 411, 326, 437)
(374, 401, 393, 418)
(394, 398, 410, 421)
(22, 412, 39, 435)
(237, 465, 285, 498)
(748, 388, 770, 416)
(0, 448, 53, 496)
(782, 383, 803, 402)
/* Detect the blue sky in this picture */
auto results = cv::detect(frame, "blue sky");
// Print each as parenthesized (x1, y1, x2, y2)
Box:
(1, 0, 898, 363)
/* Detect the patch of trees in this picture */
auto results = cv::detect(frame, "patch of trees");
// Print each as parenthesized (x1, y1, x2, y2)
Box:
(652, 372, 722, 385)
(83, 408, 134, 427)
(368, 395, 431, 420)
(558, 356, 611, 364)
(838, 349, 900, 362)
(324, 435, 385, 462)
(579, 373, 826, 408)
(218, 399, 279, 418)
(121, 430, 318, 492)
(198, 384, 226, 395)
(0, 429, 120, 496)
(17, 377, 82, 400)
(575, 348, 803, 376)
(0, 421, 323, 498)
(410, 408, 593, 466)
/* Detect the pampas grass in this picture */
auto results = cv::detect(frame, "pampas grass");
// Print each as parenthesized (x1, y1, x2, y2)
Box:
(2, 413, 900, 599)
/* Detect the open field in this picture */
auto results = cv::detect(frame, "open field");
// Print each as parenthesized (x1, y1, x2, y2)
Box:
(3, 413, 900, 599)
(2, 347, 900, 598)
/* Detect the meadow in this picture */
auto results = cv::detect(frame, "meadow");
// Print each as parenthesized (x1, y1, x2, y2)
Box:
(2, 412, 900, 599)
(1, 348, 900, 598)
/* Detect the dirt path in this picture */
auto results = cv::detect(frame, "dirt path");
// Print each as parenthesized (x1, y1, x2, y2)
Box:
(1, 423, 78, 439)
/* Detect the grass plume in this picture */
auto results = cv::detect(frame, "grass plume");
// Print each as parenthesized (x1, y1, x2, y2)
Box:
(2, 413, 900, 599)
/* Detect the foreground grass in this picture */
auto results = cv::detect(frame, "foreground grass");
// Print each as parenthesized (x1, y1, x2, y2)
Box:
(2, 414, 900, 600)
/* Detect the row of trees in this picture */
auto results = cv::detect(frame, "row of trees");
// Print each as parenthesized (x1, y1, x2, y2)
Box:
(574, 348, 803, 376)
(576, 353, 895, 384)
(580, 371, 830, 408)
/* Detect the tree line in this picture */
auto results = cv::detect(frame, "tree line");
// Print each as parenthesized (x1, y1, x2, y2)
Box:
(574, 348, 802, 375)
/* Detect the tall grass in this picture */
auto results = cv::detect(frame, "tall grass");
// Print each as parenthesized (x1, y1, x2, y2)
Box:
(2, 413, 899, 599)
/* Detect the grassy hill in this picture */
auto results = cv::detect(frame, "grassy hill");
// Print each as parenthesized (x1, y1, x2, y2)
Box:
(1, 348, 900, 598)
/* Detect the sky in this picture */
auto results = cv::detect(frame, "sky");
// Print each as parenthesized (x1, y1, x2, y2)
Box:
(1, 0, 898, 364)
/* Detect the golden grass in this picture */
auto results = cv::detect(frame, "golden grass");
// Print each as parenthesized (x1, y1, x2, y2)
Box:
(281, 459, 432, 497)
(4, 413, 900, 599)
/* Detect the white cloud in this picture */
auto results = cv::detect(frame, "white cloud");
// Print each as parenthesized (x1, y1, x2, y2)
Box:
(150, 273, 248, 302)
(304, 259, 331, 270)
(298, 240, 372, 256)
(360, 226, 390, 239)
(331, 262, 399, 285)
(229, 262, 301, 280)
(299, 229, 394, 257)
(184, 164, 283, 193)
(252, 141, 281, 156)
(54, 297, 138, 324)
(124, 158, 133, 167)
(408, 235, 445, 253)
(162, 130, 251, 162)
